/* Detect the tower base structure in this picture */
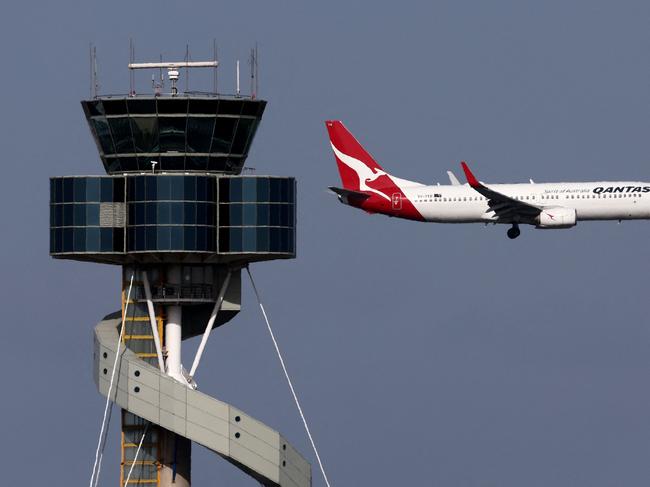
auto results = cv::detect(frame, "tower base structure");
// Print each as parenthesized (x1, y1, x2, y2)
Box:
(94, 314, 311, 487)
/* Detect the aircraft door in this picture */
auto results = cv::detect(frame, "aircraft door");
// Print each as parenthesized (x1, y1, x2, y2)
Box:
(391, 193, 402, 210)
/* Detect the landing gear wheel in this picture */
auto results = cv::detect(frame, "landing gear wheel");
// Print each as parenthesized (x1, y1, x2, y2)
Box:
(507, 225, 520, 239)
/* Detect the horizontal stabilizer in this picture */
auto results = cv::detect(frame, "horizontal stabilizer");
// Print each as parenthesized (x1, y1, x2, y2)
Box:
(329, 186, 371, 200)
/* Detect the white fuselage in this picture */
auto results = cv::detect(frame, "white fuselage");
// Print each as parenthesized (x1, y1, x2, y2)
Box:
(404, 181, 650, 224)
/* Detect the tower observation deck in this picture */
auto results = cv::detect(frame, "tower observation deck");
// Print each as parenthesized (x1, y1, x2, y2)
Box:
(50, 52, 310, 487)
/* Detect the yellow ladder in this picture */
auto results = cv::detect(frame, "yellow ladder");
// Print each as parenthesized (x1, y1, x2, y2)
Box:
(121, 280, 164, 486)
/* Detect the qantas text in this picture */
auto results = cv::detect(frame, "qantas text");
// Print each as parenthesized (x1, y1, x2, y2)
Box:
(593, 186, 650, 194)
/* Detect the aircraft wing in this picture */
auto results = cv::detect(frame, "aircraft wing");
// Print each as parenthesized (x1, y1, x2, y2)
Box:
(460, 162, 542, 221)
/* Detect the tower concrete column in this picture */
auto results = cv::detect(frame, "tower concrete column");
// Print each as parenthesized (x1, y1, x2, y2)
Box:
(165, 265, 185, 383)
(160, 430, 191, 487)
(160, 265, 191, 486)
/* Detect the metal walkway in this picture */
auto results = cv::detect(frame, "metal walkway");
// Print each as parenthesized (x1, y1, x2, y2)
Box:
(94, 314, 312, 487)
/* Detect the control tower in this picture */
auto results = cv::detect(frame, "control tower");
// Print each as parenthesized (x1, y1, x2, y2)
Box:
(50, 52, 310, 487)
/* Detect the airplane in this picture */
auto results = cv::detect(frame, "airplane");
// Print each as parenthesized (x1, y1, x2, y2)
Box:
(325, 120, 650, 239)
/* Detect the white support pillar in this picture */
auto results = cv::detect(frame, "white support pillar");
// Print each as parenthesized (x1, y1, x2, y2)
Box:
(189, 269, 232, 378)
(165, 266, 185, 385)
(141, 270, 165, 372)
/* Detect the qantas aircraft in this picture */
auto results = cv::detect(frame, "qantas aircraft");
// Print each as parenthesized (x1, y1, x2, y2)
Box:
(325, 120, 650, 239)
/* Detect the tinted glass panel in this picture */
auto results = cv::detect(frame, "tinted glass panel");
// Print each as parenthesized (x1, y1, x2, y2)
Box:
(257, 203, 269, 225)
(92, 118, 115, 154)
(157, 202, 171, 224)
(113, 227, 124, 252)
(103, 99, 128, 115)
(54, 178, 63, 203)
(157, 177, 172, 200)
(184, 202, 196, 224)
(231, 118, 254, 154)
(170, 202, 183, 223)
(145, 177, 157, 200)
(189, 99, 218, 114)
(229, 178, 242, 201)
(114, 178, 125, 202)
(86, 178, 100, 201)
(159, 155, 185, 171)
(184, 177, 196, 200)
(229, 204, 242, 225)
(170, 177, 184, 200)
(84, 100, 105, 117)
(118, 157, 138, 172)
(74, 227, 86, 251)
(74, 204, 86, 226)
(186, 156, 208, 171)
(130, 117, 159, 153)
(105, 157, 122, 172)
(242, 228, 256, 252)
(86, 204, 100, 225)
(159, 117, 186, 152)
(171, 226, 183, 248)
(157, 226, 171, 250)
(87, 228, 100, 252)
(242, 178, 256, 201)
(108, 117, 135, 153)
(63, 204, 73, 225)
(211, 118, 236, 153)
(229, 227, 242, 251)
(217, 100, 243, 115)
(196, 177, 207, 200)
(127, 98, 156, 114)
(100, 179, 113, 201)
(73, 178, 86, 202)
(187, 117, 215, 153)
(241, 101, 261, 116)
(100, 228, 113, 251)
(256, 227, 269, 251)
(256, 178, 270, 201)
(207, 156, 229, 172)
(63, 228, 73, 252)
(157, 98, 188, 114)
(218, 204, 229, 226)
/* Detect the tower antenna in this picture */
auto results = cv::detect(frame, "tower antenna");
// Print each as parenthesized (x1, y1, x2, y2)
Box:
(89, 43, 93, 99)
(92, 45, 99, 98)
(129, 38, 135, 96)
(213, 39, 218, 94)
(255, 43, 259, 98)
(185, 44, 190, 93)
(249, 45, 258, 99)
(236, 59, 240, 97)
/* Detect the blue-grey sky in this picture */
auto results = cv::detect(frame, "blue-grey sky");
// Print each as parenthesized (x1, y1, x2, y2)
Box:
(1, 1, 650, 485)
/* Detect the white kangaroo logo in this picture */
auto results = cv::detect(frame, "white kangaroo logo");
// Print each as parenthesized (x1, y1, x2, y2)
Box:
(330, 143, 391, 202)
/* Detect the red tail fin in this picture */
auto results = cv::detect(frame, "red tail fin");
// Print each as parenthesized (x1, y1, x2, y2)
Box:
(325, 120, 386, 190)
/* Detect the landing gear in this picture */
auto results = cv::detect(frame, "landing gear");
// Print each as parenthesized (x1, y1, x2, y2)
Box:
(507, 224, 520, 240)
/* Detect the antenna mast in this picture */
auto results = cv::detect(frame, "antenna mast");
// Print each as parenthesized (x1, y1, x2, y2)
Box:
(129, 39, 135, 96)
(89, 43, 93, 99)
(185, 44, 190, 93)
(249, 46, 257, 99)
(213, 39, 218, 94)
(91, 45, 99, 98)
(236, 60, 240, 97)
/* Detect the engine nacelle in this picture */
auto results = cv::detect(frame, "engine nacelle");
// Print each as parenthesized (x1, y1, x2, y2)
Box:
(536, 206, 577, 228)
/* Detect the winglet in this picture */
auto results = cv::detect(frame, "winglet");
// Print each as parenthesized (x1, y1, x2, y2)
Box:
(446, 170, 461, 186)
(460, 161, 480, 188)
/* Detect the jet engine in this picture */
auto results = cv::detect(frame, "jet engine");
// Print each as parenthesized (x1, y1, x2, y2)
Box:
(536, 206, 576, 228)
